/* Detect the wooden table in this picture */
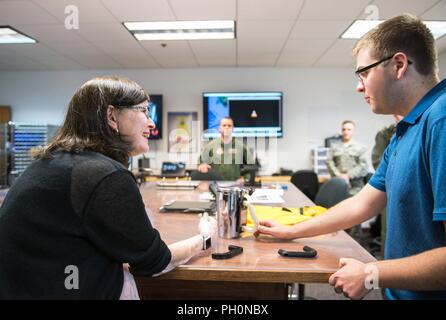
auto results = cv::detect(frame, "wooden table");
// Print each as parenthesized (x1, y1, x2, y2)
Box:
(134, 181, 375, 299)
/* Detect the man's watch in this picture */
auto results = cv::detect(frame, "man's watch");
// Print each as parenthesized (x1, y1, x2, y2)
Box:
(202, 235, 211, 250)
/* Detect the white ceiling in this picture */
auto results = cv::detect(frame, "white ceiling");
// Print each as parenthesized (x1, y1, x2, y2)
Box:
(0, 0, 445, 70)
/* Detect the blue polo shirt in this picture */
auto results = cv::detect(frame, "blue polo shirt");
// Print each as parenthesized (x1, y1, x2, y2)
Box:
(369, 79, 446, 300)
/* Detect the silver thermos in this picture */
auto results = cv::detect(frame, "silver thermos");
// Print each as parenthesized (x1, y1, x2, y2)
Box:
(209, 182, 253, 239)
(216, 188, 242, 239)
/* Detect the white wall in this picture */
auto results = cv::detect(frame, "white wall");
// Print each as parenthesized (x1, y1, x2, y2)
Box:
(439, 51, 446, 79)
(0, 67, 421, 174)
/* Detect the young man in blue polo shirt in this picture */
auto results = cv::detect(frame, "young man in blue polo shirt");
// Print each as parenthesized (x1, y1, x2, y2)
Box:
(255, 14, 446, 300)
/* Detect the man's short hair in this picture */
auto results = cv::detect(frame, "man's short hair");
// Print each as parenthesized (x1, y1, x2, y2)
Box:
(220, 117, 235, 126)
(353, 14, 438, 77)
(342, 120, 356, 127)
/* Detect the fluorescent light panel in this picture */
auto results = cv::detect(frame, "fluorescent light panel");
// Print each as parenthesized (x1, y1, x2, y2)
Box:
(341, 20, 446, 40)
(124, 20, 235, 41)
(0, 27, 36, 44)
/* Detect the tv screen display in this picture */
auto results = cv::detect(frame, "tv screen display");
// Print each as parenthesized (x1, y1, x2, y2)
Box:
(148, 94, 162, 140)
(203, 92, 283, 138)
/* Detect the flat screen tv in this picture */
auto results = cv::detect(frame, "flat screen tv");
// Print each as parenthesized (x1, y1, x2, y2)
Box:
(203, 92, 283, 138)
(148, 94, 162, 140)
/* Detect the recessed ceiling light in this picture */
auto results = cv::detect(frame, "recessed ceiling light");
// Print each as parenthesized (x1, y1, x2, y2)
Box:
(0, 26, 36, 44)
(123, 20, 235, 41)
(341, 20, 446, 40)
(425, 21, 446, 39)
(340, 20, 382, 39)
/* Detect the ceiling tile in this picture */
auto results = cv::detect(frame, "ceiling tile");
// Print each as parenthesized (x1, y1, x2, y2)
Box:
(169, 0, 236, 20)
(276, 38, 333, 66)
(313, 39, 357, 67)
(33, 54, 86, 69)
(275, 55, 316, 67)
(369, 0, 440, 20)
(299, 0, 371, 20)
(74, 23, 136, 46)
(238, 0, 304, 20)
(0, 46, 22, 60)
(237, 20, 295, 39)
(196, 58, 236, 67)
(189, 39, 236, 66)
(101, 0, 175, 21)
(42, 38, 122, 68)
(69, 53, 123, 69)
(0, 0, 59, 25)
(280, 38, 334, 54)
(237, 52, 278, 66)
(0, 54, 47, 70)
(2, 0, 441, 70)
(436, 36, 446, 54)
(5, 42, 57, 57)
(189, 39, 235, 55)
(107, 52, 160, 68)
(13, 23, 85, 44)
(92, 39, 150, 56)
(44, 37, 103, 55)
(289, 20, 352, 39)
(237, 38, 285, 54)
(420, 0, 446, 20)
(140, 41, 198, 68)
(34, 0, 118, 23)
(4, 42, 85, 69)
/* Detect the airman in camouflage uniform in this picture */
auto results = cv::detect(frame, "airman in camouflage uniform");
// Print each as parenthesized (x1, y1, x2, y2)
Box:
(326, 120, 369, 196)
(371, 116, 401, 257)
(199, 138, 253, 180)
(198, 117, 254, 181)
(371, 123, 396, 170)
(327, 141, 368, 196)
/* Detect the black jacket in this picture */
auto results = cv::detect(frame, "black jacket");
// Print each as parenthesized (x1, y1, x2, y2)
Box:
(0, 150, 171, 299)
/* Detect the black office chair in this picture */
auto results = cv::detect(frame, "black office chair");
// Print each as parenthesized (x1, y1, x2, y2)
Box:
(190, 170, 223, 181)
(290, 170, 319, 201)
(314, 177, 349, 208)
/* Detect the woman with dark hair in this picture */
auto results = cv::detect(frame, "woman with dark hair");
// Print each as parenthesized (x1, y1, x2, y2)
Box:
(0, 76, 216, 299)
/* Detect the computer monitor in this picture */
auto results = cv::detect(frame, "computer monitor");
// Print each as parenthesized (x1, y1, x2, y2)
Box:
(203, 92, 283, 138)
(161, 162, 186, 177)
(325, 135, 342, 148)
(148, 94, 163, 140)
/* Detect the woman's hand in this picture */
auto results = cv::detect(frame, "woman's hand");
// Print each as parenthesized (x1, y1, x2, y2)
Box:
(198, 212, 217, 238)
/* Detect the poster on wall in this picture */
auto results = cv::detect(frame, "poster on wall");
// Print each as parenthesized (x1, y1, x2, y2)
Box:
(167, 112, 198, 153)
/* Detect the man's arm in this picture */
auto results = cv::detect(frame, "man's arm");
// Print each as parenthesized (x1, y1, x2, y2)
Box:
(372, 240, 446, 291)
(330, 223, 446, 300)
(256, 184, 386, 239)
(197, 142, 212, 172)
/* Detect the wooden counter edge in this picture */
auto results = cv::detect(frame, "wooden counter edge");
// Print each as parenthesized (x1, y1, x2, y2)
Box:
(135, 267, 333, 284)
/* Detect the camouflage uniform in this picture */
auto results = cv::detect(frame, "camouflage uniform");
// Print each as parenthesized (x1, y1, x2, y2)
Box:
(371, 124, 396, 170)
(199, 138, 254, 181)
(371, 123, 396, 257)
(326, 140, 368, 196)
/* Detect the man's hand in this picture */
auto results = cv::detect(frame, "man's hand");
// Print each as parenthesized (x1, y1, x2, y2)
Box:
(198, 163, 211, 173)
(328, 258, 373, 300)
(254, 220, 295, 240)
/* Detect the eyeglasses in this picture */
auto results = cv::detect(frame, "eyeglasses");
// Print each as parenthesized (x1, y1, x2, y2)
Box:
(116, 101, 151, 119)
(355, 53, 413, 83)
